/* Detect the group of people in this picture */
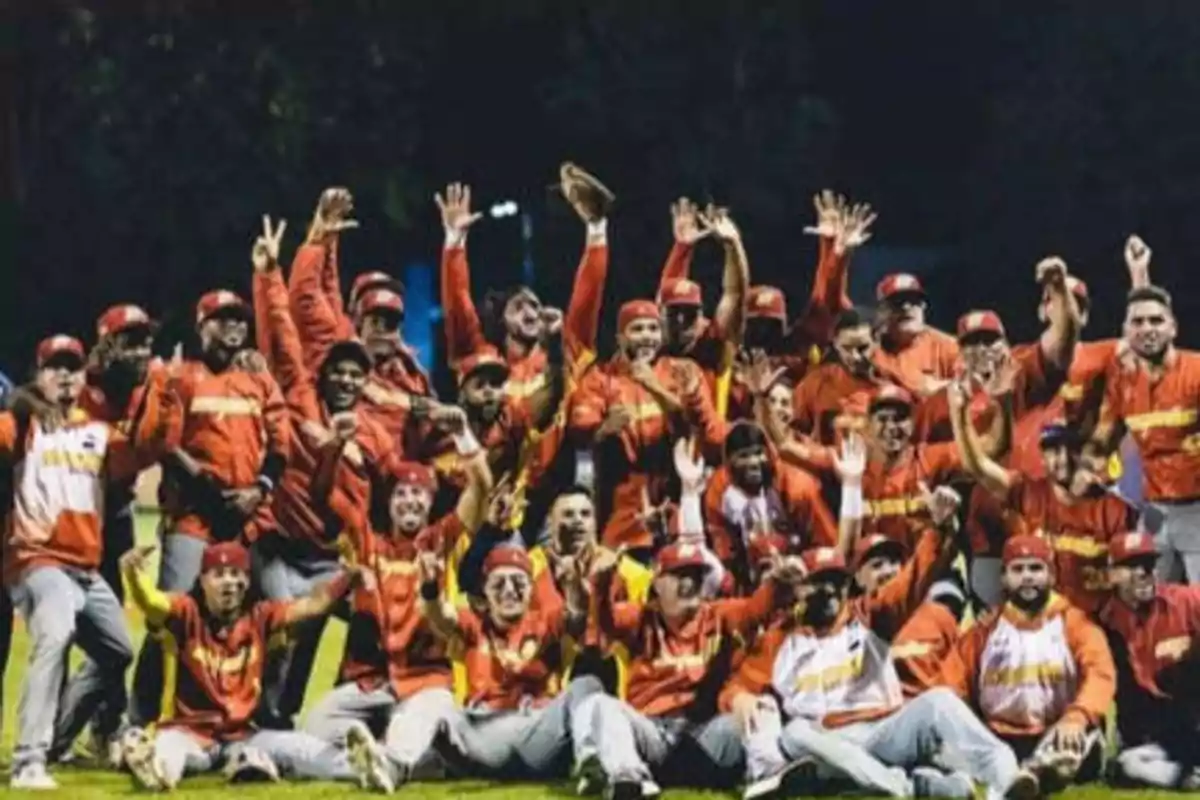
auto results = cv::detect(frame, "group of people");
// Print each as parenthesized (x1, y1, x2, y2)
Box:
(1, 161, 1199, 800)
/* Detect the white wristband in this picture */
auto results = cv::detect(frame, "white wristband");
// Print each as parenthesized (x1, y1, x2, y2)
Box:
(453, 428, 482, 457)
(444, 228, 466, 249)
(840, 481, 864, 521)
(586, 218, 608, 245)
(679, 488, 704, 539)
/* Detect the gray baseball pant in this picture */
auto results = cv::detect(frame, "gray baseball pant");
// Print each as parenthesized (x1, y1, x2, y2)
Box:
(1113, 744, 1185, 788)
(573, 693, 743, 786)
(303, 682, 454, 777)
(751, 688, 1020, 800)
(442, 675, 603, 777)
(255, 540, 343, 726)
(152, 728, 357, 784)
(129, 532, 206, 726)
(1144, 501, 1200, 584)
(9, 566, 133, 770)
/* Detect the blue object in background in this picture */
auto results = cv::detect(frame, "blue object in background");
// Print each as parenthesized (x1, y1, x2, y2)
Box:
(0, 370, 12, 407)
(402, 262, 438, 373)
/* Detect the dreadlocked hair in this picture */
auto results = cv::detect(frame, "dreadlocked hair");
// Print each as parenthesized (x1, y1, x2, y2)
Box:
(481, 285, 534, 348)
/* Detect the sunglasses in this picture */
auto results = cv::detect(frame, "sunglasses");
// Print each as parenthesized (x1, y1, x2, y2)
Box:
(484, 573, 530, 593)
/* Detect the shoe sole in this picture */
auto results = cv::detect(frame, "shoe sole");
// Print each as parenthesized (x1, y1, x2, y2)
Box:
(346, 726, 394, 795)
(1006, 772, 1041, 800)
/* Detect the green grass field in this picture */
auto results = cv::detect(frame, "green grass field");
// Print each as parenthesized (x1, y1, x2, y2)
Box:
(0, 513, 1172, 799)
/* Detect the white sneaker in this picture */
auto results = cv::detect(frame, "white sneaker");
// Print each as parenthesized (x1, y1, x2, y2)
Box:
(913, 766, 975, 799)
(122, 728, 167, 792)
(574, 755, 605, 796)
(224, 746, 281, 784)
(346, 721, 395, 794)
(10, 762, 59, 790)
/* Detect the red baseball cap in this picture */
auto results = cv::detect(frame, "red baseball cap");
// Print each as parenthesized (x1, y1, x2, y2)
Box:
(357, 288, 405, 318)
(196, 290, 250, 325)
(1110, 531, 1157, 565)
(655, 541, 710, 574)
(853, 534, 907, 571)
(201, 541, 251, 574)
(869, 384, 915, 412)
(349, 271, 398, 308)
(957, 310, 1006, 341)
(36, 335, 86, 369)
(876, 273, 926, 302)
(483, 545, 532, 577)
(800, 546, 849, 579)
(456, 351, 510, 388)
(387, 460, 437, 494)
(1002, 534, 1053, 567)
(659, 278, 703, 308)
(96, 304, 155, 338)
(617, 299, 660, 332)
(748, 286, 788, 322)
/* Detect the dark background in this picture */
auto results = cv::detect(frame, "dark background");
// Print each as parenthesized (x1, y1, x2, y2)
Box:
(4, 1, 1199, 390)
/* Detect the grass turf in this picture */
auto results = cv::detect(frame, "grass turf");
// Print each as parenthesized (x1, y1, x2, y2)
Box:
(0, 512, 1173, 798)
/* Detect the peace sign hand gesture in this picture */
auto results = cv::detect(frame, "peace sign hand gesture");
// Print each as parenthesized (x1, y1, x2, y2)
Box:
(251, 215, 288, 273)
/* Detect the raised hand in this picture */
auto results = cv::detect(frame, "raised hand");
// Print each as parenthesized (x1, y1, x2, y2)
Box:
(919, 481, 962, 528)
(746, 352, 787, 397)
(1035, 255, 1069, 288)
(309, 187, 358, 243)
(539, 307, 564, 342)
(231, 349, 269, 374)
(417, 549, 443, 585)
(596, 404, 633, 440)
(837, 202, 877, 253)
(699, 204, 741, 244)
(434, 182, 483, 239)
(251, 215, 288, 273)
(803, 189, 845, 238)
(671, 197, 712, 245)
(833, 432, 867, 485)
(982, 354, 1018, 399)
(484, 473, 522, 528)
(589, 544, 626, 579)
(429, 402, 469, 435)
(1125, 234, 1152, 287)
(330, 411, 358, 443)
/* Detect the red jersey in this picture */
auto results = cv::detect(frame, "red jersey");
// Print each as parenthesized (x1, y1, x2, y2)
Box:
(158, 595, 290, 744)
(892, 600, 961, 698)
(792, 363, 896, 446)
(873, 328, 961, 392)
(1099, 349, 1200, 502)
(457, 606, 565, 710)
(861, 443, 962, 550)
(597, 581, 777, 717)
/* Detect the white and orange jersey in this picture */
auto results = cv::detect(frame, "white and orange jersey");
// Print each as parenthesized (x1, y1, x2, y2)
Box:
(941, 594, 1115, 738)
(1, 380, 178, 583)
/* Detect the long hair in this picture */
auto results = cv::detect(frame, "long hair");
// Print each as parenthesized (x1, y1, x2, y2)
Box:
(481, 285, 534, 349)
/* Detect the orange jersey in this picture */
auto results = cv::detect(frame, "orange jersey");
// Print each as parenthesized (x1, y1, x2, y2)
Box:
(158, 595, 290, 743)
(703, 460, 836, 567)
(873, 328, 961, 391)
(253, 268, 396, 553)
(892, 600, 960, 698)
(457, 606, 565, 710)
(792, 363, 895, 445)
(732, 527, 953, 728)
(1, 375, 178, 583)
(160, 362, 289, 542)
(941, 594, 1115, 738)
(861, 443, 962, 550)
(333, 512, 462, 699)
(1099, 348, 1200, 502)
(571, 358, 725, 549)
(441, 239, 608, 405)
(597, 581, 777, 717)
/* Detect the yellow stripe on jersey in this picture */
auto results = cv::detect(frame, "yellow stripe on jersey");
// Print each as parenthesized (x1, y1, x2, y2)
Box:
(981, 662, 1067, 687)
(1125, 408, 1198, 432)
(189, 396, 262, 416)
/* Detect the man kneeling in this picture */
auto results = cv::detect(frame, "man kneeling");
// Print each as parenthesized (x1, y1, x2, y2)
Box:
(942, 535, 1115, 789)
(119, 541, 365, 791)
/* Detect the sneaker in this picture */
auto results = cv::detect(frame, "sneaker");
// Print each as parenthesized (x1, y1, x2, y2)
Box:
(744, 757, 818, 800)
(605, 781, 645, 800)
(224, 746, 281, 784)
(1004, 768, 1041, 800)
(641, 779, 662, 798)
(913, 766, 975, 799)
(10, 762, 59, 790)
(122, 728, 166, 792)
(346, 721, 395, 795)
(574, 755, 606, 796)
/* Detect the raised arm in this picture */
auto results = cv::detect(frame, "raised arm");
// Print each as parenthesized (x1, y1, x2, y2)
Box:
(1124, 234, 1153, 291)
(559, 162, 614, 368)
(445, 411, 494, 534)
(706, 209, 750, 349)
(252, 215, 317, 408)
(435, 182, 488, 368)
(657, 198, 710, 292)
(418, 550, 465, 644)
(282, 567, 360, 626)
(120, 545, 173, 628)
(949, 380, 1012, 498)
(1035, 257, 1081, 373)
(793, 193, 875, 349)
(288, 188, 359, 371)
(834, 433, 866, 557)
(108, 359, 184, 481)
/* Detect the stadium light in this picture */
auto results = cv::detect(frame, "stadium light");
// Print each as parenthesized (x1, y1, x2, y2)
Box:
(490, 200, 519, 219)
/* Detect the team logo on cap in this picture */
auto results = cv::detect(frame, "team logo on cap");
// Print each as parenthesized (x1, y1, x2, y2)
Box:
(893, 275, 918, 291)
(964, 312, 986, 330)
(755, 290, 779, 307)
(674, 280, 697, 297)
